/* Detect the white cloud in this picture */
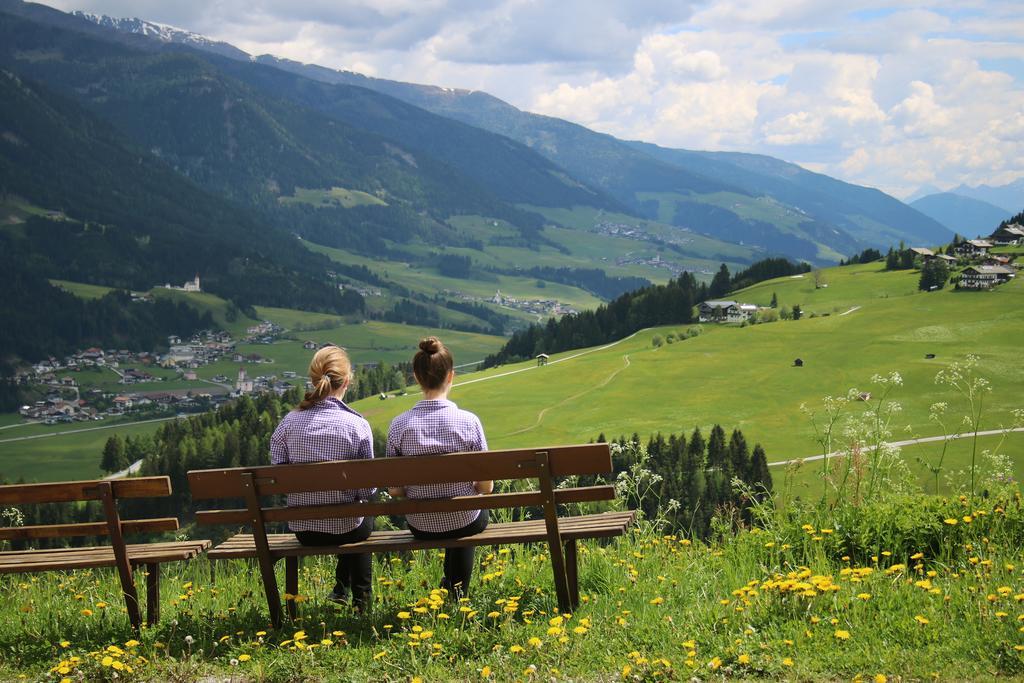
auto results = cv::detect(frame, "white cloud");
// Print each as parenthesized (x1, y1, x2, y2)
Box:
(43, 0, 1024, 195)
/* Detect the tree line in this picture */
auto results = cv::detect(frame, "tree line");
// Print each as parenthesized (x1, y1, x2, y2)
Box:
(482, 272, 705, 367)
(602, 426, 772, 538)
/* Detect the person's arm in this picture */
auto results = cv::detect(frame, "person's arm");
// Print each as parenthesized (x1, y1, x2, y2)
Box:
(473, 417, 493, 494)
(269, 418, 289, 465)
(386, 419, 405, 498)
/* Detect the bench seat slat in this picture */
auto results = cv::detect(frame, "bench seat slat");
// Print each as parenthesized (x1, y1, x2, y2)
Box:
(206, 512, 635, 560)
(195, 485, 615, 526)
(0, 518, 180, 541)
(0, 540, 212, 574)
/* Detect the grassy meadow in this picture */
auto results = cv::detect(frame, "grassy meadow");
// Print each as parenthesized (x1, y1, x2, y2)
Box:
(353, 262, 1024, 470)
(3, 491, 1024, 681)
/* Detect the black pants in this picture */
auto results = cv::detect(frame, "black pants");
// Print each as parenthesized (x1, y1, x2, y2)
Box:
(295, 516, 374, 607)
(408, 511, 489, 597)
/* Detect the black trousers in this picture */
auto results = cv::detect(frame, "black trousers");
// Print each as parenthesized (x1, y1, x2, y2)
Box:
(295, 516, 374, 607)
(408, 511, 489, 597)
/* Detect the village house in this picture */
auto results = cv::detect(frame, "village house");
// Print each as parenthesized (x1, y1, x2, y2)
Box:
(958, 265, 1016, 290)
(910, 247, 935, 260)
(955, 239, 994, 258)
(698, 300, 759, 323)
(988, 224, 1024, 246)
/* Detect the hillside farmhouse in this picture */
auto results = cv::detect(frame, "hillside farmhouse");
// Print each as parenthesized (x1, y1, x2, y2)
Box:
(910, 247, 935, 259)
(955, 239, 993, 257)
(698, 300, 759, 323)
(988, 224, 1024, 246)
(959, 265, 1015, 290)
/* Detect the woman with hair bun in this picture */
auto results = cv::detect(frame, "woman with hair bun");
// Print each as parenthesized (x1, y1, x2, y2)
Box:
(386, 336, 492, 598)
(270, 345, 375, 610)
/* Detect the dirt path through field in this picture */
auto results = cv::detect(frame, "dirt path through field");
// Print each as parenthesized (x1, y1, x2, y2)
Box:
(504, 353, 633, 437)
(769, 427, 1024, 467)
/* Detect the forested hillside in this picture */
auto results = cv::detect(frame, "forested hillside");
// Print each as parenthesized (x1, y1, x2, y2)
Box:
(0, 71, 362, 313)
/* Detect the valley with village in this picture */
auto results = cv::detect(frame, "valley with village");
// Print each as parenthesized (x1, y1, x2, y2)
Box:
(1, 1, 1024, 681)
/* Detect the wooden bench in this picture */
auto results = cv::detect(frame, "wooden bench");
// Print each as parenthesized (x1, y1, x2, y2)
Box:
(0, 477, 210, 630)
(188, 443, 634, 627)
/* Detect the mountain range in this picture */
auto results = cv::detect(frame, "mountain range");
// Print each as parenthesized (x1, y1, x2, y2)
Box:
(909, 193, 1012, 237)
(0, 0, 988, 367)
(14, 2, 956, 260)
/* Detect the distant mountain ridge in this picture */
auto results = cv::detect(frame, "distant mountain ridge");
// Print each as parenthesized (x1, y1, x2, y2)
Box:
(948, 179, 1024, 215)
(909, 193, 1011, 237)
(62, 5, 954, 261)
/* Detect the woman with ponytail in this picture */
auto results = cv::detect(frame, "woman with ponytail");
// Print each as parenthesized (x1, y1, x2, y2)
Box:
(386, 336, 491, 598)
(270, 345, 375, 610)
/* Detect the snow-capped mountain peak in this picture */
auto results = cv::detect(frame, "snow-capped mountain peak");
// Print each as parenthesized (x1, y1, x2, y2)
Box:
(72, 12, 250, 60)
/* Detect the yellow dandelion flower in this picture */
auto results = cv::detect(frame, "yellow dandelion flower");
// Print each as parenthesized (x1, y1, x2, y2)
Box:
(373, 650, 387, 660)
(709, 656, 722, 670)
(738, 654, 751, 664)
(481, 665, 492, 678)
(80, 609, 93, 617)
(397, 611, 411, 620)
(100, 656, 113, 667)
(874, 675, 888, 683)
(915, 615, 930, 625)
(944, 518, 958, 525)
(528, 637, 543, 648)
(834, 630, 851, 640)
(857, 593, 872, 600)
(238, 654, 251, 662)
(783, 657, 794, 667)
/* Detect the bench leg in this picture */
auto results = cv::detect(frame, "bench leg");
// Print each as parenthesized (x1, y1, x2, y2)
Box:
(255, 557, 284, 629)
(145, 563, 160, 626)
(117, 564, 143, 632)
(564, 540, 580, 611)
(285, 556, 299, 621)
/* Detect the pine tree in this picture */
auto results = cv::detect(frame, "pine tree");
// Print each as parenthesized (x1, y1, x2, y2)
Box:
(749, 444, 772, 491)
(706, 425, 727, 470)
(727, 429, 751, 481)
(708, 264, 732, 298)
(100, 434, 128, 473)
(792, 304, 803, 320)
(770, 292, 778, 308)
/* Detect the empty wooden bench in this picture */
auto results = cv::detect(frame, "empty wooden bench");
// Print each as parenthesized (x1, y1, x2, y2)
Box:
(188, 443, 634, 627)
(0, 477, 210, 630)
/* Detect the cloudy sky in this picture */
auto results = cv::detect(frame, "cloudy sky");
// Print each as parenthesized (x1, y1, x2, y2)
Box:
(46, 0, 1024, 198)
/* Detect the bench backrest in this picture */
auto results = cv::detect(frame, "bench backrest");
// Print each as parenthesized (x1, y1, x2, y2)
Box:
(0, 476, 178, 542)
(188, 443, 614, 526)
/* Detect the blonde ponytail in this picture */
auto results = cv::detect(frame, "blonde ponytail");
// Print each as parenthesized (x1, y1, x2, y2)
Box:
(299, 345, 353, 410)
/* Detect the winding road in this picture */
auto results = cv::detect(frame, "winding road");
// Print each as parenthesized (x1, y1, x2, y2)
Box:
(768, 427, 1024, 467)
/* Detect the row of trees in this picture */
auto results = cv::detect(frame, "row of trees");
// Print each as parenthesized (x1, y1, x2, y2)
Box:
(482, 272, 705, 367)
(604, 426, 772, 537)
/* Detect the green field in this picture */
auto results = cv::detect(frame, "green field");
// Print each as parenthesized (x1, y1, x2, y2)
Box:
(277, 186, 387, 208)
(0, 419, 170, 482)
(49, 279, 117, 300)
(352, 264, 1024, 474)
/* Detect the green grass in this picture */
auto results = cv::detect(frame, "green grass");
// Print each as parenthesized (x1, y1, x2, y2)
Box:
(305, 241, 603, 314)
(352, 266, 1024, 465)
(634, 191, 847, 263)
(783, 431, 1024, 501)
(49, 279, 117, 300)
(3, 494, 1024, 681)
(0, 419, 169, 482)
(277, 186, 387, 208)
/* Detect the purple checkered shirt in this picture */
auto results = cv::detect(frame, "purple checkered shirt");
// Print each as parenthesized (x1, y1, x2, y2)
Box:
(386, 398, 488, 532)
(270, 397, 375, 534)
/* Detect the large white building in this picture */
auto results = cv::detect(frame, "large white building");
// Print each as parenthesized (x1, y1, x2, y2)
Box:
(698, 300, 759, 323)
